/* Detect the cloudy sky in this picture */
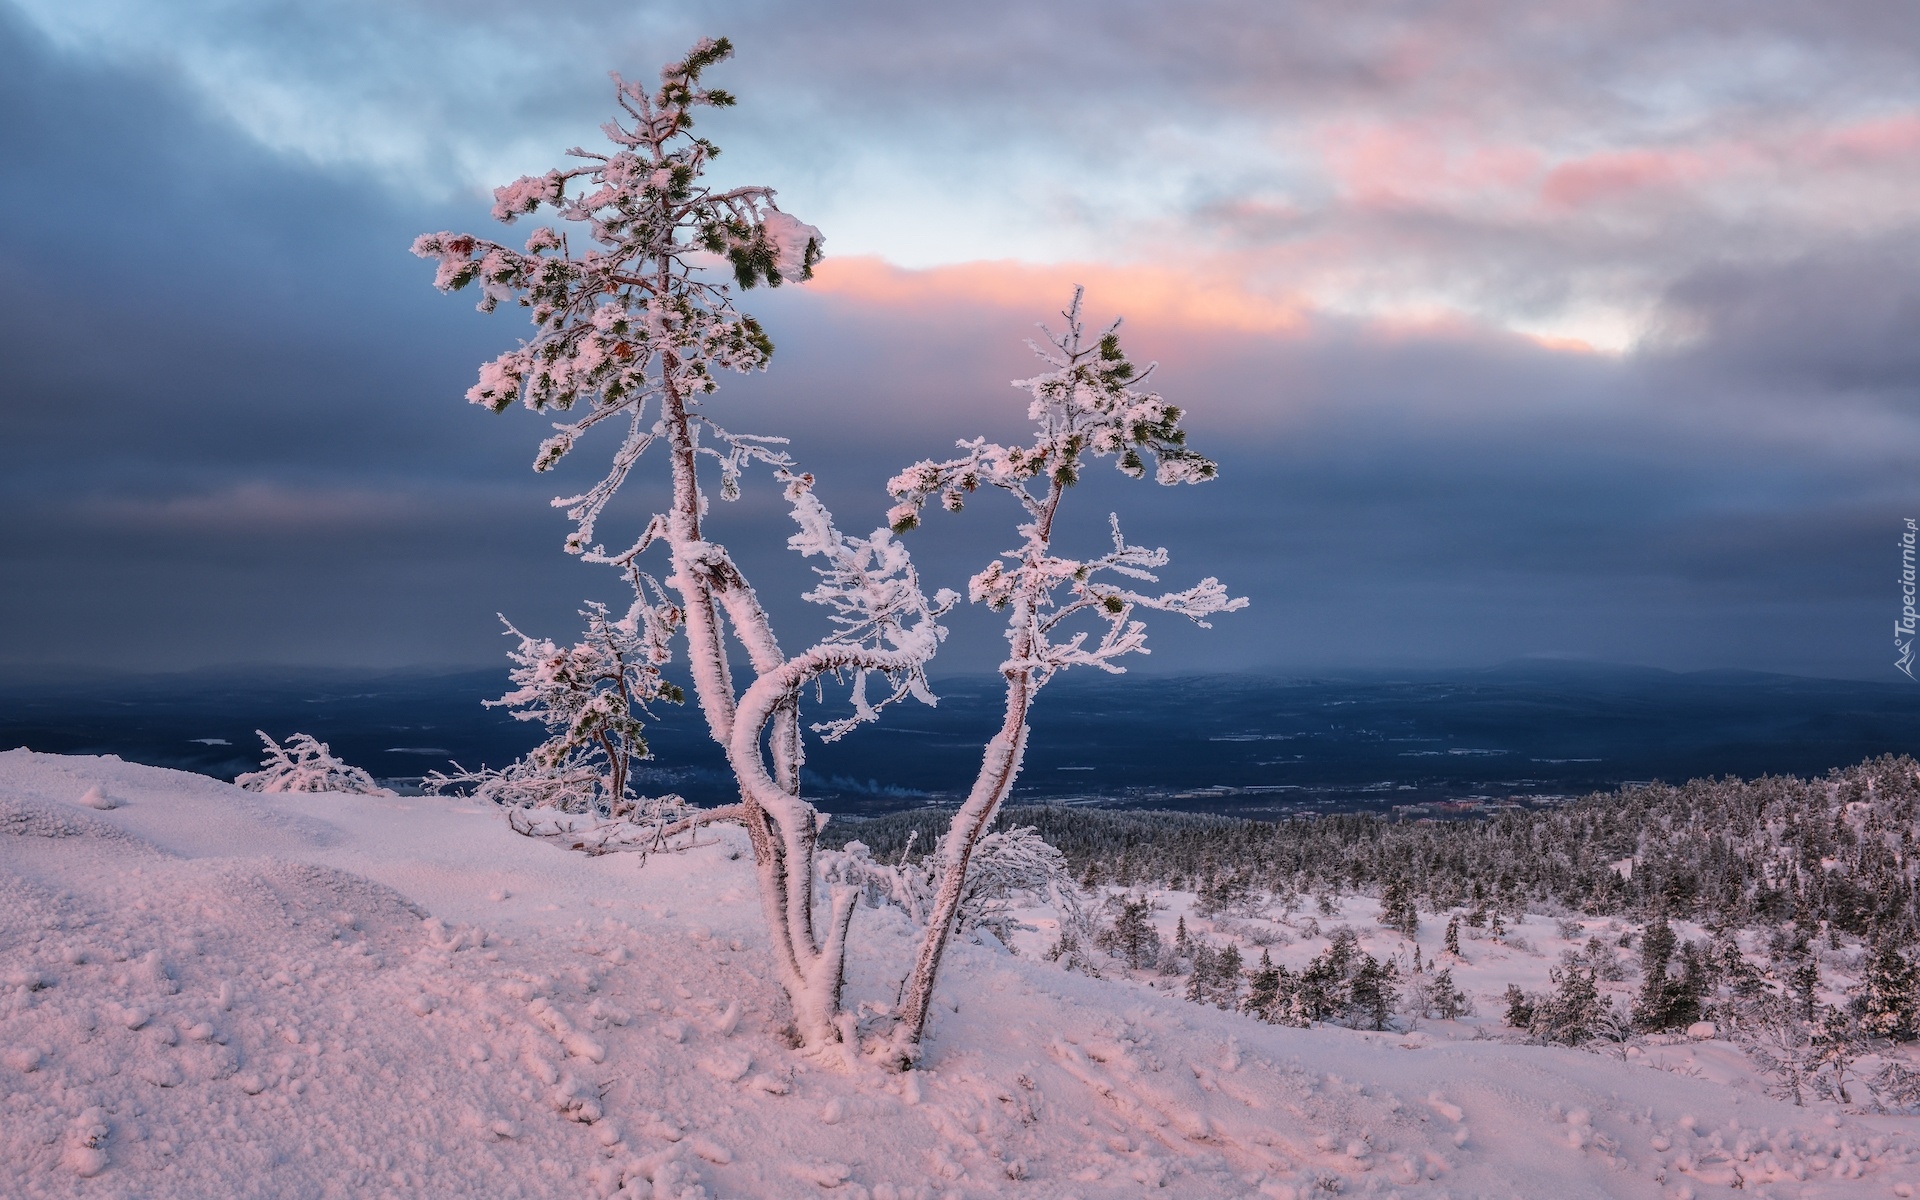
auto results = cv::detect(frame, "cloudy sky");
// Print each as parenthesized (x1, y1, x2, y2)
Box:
(3, 0, 1917, 679)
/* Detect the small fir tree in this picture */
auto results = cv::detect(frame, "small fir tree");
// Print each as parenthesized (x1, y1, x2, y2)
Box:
(1791, 959, 1821, 1024)
(1378, 877, 1418, 939)
(1214, 943, 1245, 1010)
(1099, 895, 1162, 970)
(1244, 949, 1283, 1022)
(1633, 911, 1679, 1030)
(1859, 940, 1918, 1041)
(1185, 943, 1217, 1005)
(483, 601, 680, 813)
(1503, 984, 1534, 1030)
(1427, 967, 1469, 1020)
(1347, 954, 1397, 1031)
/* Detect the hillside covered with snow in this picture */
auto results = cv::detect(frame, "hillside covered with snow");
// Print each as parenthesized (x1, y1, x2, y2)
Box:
(7, 750, 1920, 1198)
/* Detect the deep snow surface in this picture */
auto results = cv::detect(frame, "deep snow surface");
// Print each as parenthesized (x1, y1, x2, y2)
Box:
(5, 749, 1920, 1198)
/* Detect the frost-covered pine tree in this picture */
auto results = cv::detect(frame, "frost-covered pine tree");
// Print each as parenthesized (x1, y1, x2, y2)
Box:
(1531, 963, 1607, 1046)
(1099, 894, 1163, 971)
(237, 732, 392, 796)
(882, 288, 1244, 1063)
(1858, 939, 1918, 1041)
(1425, 966, 1469, 1020)
(1244, 949, 1283, 1021)
(1632, 911, 1678, 1030)
(1346, 954, 1396, 1031)
(1378, 877, 1417, 939)
(415, 40, 947, 1053)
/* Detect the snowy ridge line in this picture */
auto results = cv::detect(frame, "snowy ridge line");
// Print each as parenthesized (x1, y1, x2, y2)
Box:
(6, 751, 1920, 1196)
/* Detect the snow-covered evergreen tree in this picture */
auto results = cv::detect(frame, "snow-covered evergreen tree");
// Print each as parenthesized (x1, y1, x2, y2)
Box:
(882, 288, 1245, 1062)
(1243, 949, 1283, 1021)
(1097, 894, 1163, 971)
(1345, 954, 1396, 1031)
(1425, 967, 1470, 1020)
(237, 732, 392, 796)
(419, 42, 1242, 1064)
(1632, 912, 1679, 1030)
(415, 40, 953, 1054)
(1503, 984, 1534, 1031)
(1859, 940, 1918, 1041)
(1378, 877, 1417, 939)
(458, 602, 680, 814)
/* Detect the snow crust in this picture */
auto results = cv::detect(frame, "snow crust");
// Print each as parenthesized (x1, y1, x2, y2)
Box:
(6, 749, 1920, 1198)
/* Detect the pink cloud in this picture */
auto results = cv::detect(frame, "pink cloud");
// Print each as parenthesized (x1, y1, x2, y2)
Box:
(808, 256, 1311, 337)
(1539, 147, 1714, 210)
(807, 256, 1609, 370)
(1811, 112, 1920, 165)
(1316, 121, 1543, 210)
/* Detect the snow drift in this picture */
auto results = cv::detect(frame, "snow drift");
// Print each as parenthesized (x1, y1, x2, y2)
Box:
(5, 749, 1919, 1197)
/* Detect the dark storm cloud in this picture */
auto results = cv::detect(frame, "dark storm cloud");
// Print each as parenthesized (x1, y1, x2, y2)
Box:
(1, 6, 1916, 679)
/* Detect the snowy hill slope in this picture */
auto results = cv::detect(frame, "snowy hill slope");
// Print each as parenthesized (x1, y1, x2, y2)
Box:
(5, 750, 1920, 1198)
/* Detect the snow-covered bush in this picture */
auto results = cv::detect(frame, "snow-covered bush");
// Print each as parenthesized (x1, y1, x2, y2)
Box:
(439, 601, 680, 815)
(423, 757, 605, 811)
(821, 825, 1086, 951)
(1504, 957, 1627, 1047)
(236, 732, 393, 796)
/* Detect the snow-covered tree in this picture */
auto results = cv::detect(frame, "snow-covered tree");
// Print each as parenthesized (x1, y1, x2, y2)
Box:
(1631, 912, 1678, 1030)
(1378, 877, 1417, 939)
(1857, 939, 1918, 1041)
(467, 601, 681, 814)
(237, 732, 393, 796)
(1097, 894, 1163, 970)
(1243, 949, 1284, 1021)
(415, 41, 948, 1053)
(882, 288, 1245, 1063)
(1423, 966, 1470, 1020)
(820, 824, 1084, 951)
(1345, 954, 1397, 1031)
(1531, 963, 1608, 1045)
(416, 43, 1239, 1063)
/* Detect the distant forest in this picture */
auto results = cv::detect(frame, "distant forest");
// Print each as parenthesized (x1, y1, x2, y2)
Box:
(824, 754, 1920, 940)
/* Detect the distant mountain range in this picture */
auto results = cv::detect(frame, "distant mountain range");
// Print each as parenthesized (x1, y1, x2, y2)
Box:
(1, 661, 1916, 817)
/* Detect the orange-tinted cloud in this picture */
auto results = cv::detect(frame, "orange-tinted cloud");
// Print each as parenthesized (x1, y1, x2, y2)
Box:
(808, 256, 1312, 337)
(807, 254, 1608, 362)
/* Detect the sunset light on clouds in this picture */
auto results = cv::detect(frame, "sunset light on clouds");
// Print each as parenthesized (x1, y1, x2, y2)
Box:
(2, 0, 1917, 677)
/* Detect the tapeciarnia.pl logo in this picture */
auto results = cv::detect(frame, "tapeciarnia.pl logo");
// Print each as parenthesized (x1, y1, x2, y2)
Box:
(1900, 518, 1917, 679)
